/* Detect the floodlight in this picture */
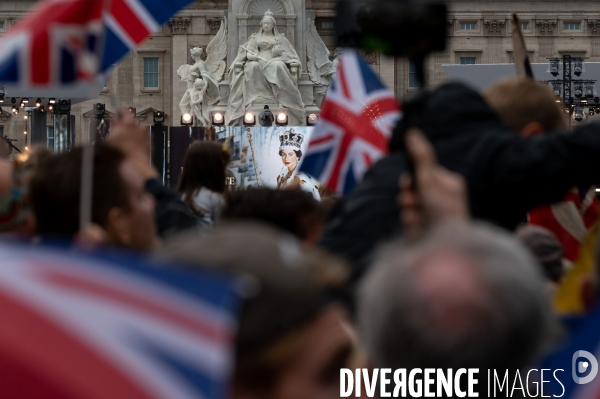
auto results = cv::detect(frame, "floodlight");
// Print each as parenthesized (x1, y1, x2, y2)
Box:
(243, 112, 255, 126)
(181, 112, 193, 126)
(276, 112, 288, 126)
(212, 112, 224, 126)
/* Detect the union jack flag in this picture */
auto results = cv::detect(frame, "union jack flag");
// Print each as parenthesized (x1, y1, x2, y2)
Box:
(528, 187, 599, 264)
(0, 0, 195, 98)
(0, 241, 239, 399)
(299, 49, 402, 194)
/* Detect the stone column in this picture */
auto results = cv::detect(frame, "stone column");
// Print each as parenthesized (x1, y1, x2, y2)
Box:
(170, 18, 190, 125)
(286, 16, 296, 48)
(238, 16, 249, 52)
(379, 55, 395, 91)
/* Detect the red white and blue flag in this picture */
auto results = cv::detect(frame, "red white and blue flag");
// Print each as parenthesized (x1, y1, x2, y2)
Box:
(0, 242, 239, 399)
(299, 49, 402, 194)
(0, 0, 195, 98)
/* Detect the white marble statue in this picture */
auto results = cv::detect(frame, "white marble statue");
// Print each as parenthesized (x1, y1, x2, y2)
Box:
(191, 78, 210, 126)
(227, 10, 305, 126)
(177, 19, 227, 125)
(306, 18, 342, 107)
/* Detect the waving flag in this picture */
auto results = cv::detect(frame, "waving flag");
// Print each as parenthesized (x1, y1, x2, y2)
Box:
(0, 242, 239, 399)
(0, 0, 195, 98)
(299, 49, 402, 194)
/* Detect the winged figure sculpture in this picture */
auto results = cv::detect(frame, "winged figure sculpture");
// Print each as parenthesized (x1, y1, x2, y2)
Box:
(177, 18, 227, 125)
(306, 18, 342, 107)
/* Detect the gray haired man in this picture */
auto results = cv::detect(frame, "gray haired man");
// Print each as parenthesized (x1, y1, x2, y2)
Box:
(358, 222, 551, 397)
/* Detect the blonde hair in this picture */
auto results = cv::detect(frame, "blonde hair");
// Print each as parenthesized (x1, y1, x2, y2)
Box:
(483, 79, 569, 134)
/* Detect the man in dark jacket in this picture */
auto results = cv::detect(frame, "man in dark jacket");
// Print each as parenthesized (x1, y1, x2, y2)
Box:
(320, 82, 600, 281)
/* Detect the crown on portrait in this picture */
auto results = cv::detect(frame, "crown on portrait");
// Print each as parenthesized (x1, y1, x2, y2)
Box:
(264, 9, 274, 18)
(279, 128, 304, 151)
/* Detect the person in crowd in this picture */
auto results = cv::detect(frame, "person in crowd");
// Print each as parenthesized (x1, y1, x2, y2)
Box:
(357, 128, 551, 396)
(484, 79, 597, 261)
(222, 188, 327, 245)
(320, 81, 600, 284)
(31, 144, 159, 250)
(0, 158, 35, 235)
(516, 225, 564, 288)
(484, 79, 598, 314)
(109, 114, 198, 238)
(160, 221, 356, 399)
(358, 222, 551, 394)
(483, 79, 569, 137)
(177, 141, 230, 234)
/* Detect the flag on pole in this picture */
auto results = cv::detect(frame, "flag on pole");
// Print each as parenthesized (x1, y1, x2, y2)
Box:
(512, 13, 535, 80)
(0, 0, 196, 98)
(0, 241, 239, 399)
(299, 49, 402, 194)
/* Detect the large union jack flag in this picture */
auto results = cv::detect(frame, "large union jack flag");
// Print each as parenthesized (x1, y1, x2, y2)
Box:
(299, 49, 402, 194)
(0, 0, 195, 98)
(0, 241, 239, 399)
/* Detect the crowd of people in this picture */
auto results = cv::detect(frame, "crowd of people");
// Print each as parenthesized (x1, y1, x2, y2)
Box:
(2, 78, 600, 397)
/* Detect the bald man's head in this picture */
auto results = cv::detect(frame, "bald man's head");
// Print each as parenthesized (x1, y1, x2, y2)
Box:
(358, 223, 551, 371)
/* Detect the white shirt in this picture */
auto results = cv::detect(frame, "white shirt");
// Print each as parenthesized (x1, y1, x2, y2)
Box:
(185, 187, 225, 233)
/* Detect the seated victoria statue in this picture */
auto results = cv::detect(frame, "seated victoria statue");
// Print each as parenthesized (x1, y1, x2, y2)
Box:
(227, 10, 305, 125)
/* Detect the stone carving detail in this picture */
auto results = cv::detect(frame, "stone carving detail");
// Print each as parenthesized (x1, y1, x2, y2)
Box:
(539, 37, 554, 57)
(249, 0, 285, 16)
(207, 17, 225, 33)
(169, 17, 190, 35)
(286, 18, 295, 45)
(360, 50, 378, 65)
(588, 20, 600, 35)
(483, 19, 505, 35)
(306, 18, 343, 107)
(177, 19, 227, 126)
(536, 20, 557, 35)
(446, 20, 455, 35)
(0, 109, 9, 122)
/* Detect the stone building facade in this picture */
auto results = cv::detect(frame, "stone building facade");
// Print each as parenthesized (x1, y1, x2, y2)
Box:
(0, 0, 599, 148)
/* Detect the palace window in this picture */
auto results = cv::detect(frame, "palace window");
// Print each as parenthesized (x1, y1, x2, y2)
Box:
(143, 57, 159, 88)
(409, 60, 420, 88)
(564, 23, 581, 30)
(460, 57, 476, 65)
(460, 22, 477, 30)
(521, 22, 529, 30)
